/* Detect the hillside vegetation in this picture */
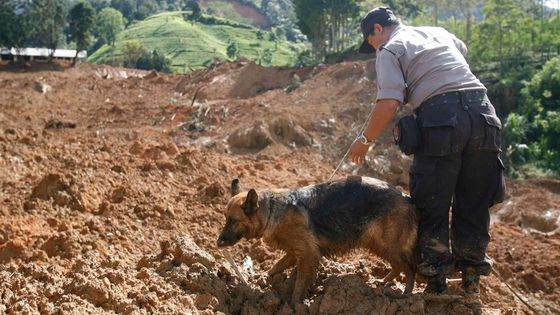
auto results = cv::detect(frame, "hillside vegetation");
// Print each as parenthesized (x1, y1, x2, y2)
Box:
(88, 11, 305, 72)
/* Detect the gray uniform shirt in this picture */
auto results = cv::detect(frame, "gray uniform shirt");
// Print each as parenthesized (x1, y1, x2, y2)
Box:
(375, 24, 485, 109)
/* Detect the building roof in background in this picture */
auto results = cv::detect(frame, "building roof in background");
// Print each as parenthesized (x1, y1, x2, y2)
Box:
(0, 47, 87, 58)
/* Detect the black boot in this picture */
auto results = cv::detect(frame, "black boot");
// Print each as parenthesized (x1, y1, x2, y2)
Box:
(462, 267, 480, 294)
(424, 274, 447, 294)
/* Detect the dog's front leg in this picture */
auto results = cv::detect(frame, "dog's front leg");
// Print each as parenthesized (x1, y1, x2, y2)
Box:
(403, 265, 415, 294)
(268, 254, 296, 276)
(291, 253, 320, 305)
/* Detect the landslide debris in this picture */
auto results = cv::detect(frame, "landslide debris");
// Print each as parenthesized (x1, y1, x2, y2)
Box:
(0, 61, 558, 314)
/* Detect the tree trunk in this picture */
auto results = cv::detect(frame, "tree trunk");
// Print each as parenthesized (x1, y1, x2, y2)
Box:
(466, 13, 472, 45)
(498, 22, 503, 75)
(73, 50, 79, 67)
(434, 1, 438, 26)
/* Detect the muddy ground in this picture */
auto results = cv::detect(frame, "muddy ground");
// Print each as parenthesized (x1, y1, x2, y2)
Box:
(0, 60, 559, 314)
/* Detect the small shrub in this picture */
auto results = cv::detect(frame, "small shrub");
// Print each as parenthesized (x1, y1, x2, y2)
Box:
(227, 42, 238, 60)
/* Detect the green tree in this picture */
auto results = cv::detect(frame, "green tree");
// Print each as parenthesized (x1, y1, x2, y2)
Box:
(96, 7, 126, 46)
(470, 0, 530, 72)
(382, 0, 423, 19)
(505, 56, 560, 172)
(467, 0, 537, 115)
(294, 0, 359, 58)
(261, 48, 273, 65)
(149, 50, 171, 72)
(89, 0, 111, 11)
(30, 0, 69, 60)
(110, 0, 160, 21)
(295, 49, 314, 67)
(68, 1, 96, 65)
(269, 31, 277, 41)
(137, 49, 172, 72)
(184, 0, 201, 20)
(261, 0, 271, 14)
(121, 39, 147, 67)
(0, 1, 32, 51)
(227, 41, 238, 60)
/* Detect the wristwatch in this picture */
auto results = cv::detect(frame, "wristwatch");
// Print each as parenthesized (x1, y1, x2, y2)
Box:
(358, 133, 375, 146)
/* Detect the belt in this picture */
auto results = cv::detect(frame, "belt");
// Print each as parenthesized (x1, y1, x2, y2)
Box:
(416, 89, 486, 115)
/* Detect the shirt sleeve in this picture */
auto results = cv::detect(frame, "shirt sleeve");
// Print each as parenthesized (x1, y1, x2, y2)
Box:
(450, 33, 468, 57)
(375, 49, 406, 103)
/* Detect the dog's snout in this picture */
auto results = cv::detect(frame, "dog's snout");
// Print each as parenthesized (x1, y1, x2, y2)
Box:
(217, 235, 226, 247)
(216, 229, 242, 247)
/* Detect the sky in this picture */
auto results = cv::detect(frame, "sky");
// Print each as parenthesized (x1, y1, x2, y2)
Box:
(545, 0, 560, 9)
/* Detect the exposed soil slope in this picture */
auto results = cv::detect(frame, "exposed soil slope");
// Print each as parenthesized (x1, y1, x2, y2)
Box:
(0, 61, 558, 314)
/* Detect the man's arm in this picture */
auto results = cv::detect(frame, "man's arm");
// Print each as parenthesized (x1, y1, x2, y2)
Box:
(348, 98, 400, 165)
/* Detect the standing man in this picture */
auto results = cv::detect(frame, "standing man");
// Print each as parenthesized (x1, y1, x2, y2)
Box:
(349, 7, 505, 294)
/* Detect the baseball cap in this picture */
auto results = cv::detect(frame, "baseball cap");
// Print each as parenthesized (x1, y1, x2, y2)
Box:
(358, 7, 398, 54)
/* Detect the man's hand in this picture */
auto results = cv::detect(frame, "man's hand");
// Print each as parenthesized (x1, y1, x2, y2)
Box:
(346, 99, 400, 166)
(349, 139, 370, 165)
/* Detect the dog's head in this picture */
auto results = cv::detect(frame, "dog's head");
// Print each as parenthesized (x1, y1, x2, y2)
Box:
(217, 179, 264, 247)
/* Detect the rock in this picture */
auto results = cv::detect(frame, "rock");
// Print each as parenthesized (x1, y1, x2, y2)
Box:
(160, 236, 215, 269)
(30, 173, 67, 200)
(194, 294, 218, 310)
(36, 82, 52, 94)
(269, 117, 313, 147)
(143, 147, 168, 160)
(200, 182, 226, 200)
(156, 161, 176, 171)
(45, 120, 76, 129)
(316, 274, 375, 314)
(228, 122, 273, 150)
(23, 200, 36, 212)
(144, 70, 159, 79)
(41, 234, 77, 259)
(54, 191, 72, 207)
(520, 272, 547, 292)
(129, 141, 144, 155)
(110, 187, 126, 203)
(163, 143, 179, 156)
(111, 165, 126, 174)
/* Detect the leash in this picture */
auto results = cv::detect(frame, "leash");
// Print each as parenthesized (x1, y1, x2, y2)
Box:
(328, 105, 376, 181)
(490, 266, 540, 314)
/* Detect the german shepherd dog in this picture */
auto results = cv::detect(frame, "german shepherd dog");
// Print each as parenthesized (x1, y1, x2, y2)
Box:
(217, 176, 419, 305)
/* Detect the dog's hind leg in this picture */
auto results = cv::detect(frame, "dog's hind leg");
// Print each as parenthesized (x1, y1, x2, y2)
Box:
(268, 254, 296, 276)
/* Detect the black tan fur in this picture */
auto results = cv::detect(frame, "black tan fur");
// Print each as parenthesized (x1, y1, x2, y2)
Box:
(217, 176, 419, 304)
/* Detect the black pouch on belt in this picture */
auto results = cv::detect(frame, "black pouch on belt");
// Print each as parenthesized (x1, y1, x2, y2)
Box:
(393, 115, 421, 155)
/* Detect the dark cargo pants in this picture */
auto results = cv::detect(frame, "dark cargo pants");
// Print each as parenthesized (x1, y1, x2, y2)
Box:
(409, 90, 506, 277)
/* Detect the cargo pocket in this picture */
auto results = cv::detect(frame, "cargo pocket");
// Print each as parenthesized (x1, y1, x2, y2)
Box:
(492, 157, 507, 206)
(409, 160, 438, 209)
(419, 115, 458, 156)
(480, 113, 502, 151)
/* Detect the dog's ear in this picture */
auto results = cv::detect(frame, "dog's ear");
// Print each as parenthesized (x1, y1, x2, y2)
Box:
(242, 189, 259, 216)
(231, 179, 241, 196)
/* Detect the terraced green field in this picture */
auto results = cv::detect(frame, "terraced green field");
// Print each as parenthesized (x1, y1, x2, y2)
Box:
(88, 12, 306, 73)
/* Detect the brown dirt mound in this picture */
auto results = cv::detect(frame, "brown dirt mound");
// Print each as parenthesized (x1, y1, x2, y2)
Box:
(175, 60, 313, 100)
(199, 0, 271, 28)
